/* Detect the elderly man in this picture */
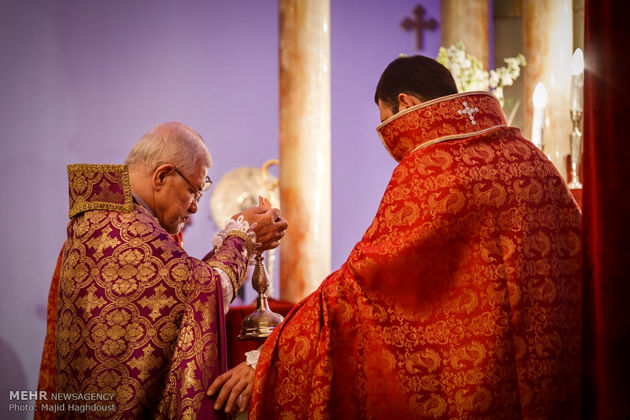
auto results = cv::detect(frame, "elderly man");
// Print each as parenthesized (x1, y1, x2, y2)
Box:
(250, 56, 581, 418)
(36, 122, 287, 419)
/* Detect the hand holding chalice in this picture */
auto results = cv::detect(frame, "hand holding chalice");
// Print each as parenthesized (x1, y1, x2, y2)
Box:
(238, 197, 287, 340)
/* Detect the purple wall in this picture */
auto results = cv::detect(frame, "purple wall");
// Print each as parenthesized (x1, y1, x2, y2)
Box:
(0, 0, 440, 412)
(331, 0, 440, 270)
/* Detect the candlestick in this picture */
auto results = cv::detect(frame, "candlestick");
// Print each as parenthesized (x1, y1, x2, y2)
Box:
(568, 110, 583, 189)
(531, 82, 547, 150)
(567, 48, 584, 189)
(570, 49, 584, 112)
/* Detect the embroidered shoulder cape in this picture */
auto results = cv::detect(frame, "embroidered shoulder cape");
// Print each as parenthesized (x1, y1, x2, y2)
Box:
(250, 92, 582, 419)
(37, 164, 254, 419)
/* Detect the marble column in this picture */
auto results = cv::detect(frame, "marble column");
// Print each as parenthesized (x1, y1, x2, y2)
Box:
(523, 0, 573, 179)
(441, 0, 490, 69)
(278, 0, 331, 302)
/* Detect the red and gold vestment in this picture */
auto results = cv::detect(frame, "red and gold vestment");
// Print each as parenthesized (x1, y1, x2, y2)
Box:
(251, 92, 582, 419)
(37, 164, 253, 419)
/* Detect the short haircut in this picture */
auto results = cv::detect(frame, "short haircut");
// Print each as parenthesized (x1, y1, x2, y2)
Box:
(125, 122, 212, 175)
(374, 55, 458, 112)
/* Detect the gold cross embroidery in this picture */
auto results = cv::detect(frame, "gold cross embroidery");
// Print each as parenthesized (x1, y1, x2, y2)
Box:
(86, 227, 121, 259)
(151, 238, 176, 262)
(181, 360, 202, 395)
(138, 285, 178, 321)
(74, 345, 98, 381)
(76, 284, 107, 317)
(193, 298, 214, 331)
(128, 344, 163, 381)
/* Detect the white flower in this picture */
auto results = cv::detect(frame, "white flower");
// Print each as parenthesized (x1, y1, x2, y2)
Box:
(437, 42, 526, 107)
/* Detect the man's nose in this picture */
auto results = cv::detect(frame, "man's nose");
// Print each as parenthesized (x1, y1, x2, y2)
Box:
(188, 199, 198, 214)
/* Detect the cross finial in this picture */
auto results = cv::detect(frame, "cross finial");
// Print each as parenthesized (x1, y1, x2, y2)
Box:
(400, 5, 438, 50)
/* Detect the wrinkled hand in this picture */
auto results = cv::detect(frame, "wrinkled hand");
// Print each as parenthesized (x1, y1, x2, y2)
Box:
(207, 361, 255, 414)
(233, 198, 288, 251)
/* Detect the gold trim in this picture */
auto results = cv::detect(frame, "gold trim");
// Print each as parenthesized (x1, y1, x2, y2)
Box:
(67, 164, 134, 218)
(210, 230, 255, 302)
(376, 92, 503, 162)
(207, 261, 240, 302)
(225, 230, 256, 257)
(376, 91, 495, 130)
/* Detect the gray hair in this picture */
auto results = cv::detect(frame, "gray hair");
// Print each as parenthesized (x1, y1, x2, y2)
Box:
(125, 122, 212, 174)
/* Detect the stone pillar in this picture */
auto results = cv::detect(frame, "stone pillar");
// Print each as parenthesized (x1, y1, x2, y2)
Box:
(278, 0, 331, 302)
(441, 0, 490, 69)
(523, 0, 573, 179)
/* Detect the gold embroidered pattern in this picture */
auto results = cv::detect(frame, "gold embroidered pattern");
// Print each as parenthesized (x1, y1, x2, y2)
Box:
(225, 229, 255, 256)
(67, 164, 134, 218)
(207, 261, 240, 301)
(85, 226, 121, 259)
(55, 164, 253, 418)
(138, 285, 178, 321)
(205, 231, 254, 301)
(251, 93, 582, 419)
(377, 92, 508, 162)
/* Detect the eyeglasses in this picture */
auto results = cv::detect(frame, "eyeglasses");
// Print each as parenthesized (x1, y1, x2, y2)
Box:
(173, 167, 212, 203)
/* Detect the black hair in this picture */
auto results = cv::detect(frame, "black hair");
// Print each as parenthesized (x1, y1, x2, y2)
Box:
(374, 55, 458, 112)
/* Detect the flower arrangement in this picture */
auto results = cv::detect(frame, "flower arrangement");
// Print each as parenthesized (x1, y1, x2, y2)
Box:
(436, 42, 526, 124)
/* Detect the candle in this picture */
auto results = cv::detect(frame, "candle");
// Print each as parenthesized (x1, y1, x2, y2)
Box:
(531, 82, 548, 150)
(570, 48, 584, 112)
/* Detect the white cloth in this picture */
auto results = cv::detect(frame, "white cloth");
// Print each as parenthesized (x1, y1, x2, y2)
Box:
(212, 215, 257, 313)
(215, 219, 261, 367)
(245, 348, 261, 369)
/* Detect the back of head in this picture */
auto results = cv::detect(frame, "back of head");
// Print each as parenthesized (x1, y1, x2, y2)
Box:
(374, 55, 458, 110)
(125, 122, 212, 174)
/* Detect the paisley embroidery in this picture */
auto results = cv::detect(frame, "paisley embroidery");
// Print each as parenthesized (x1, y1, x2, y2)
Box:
(251, 93, 581, 419)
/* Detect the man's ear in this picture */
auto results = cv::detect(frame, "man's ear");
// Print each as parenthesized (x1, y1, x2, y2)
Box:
(151, 164, 174, 191)
(397, 93, 422, 111)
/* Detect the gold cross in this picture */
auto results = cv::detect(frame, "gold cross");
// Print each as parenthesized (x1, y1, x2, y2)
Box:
(194, 297, 215, 330)
(181, 361, 202, 395)
(128, 344, 163, 381)
(76, 284, 107, 317)
(138, 285, 177, 321)
(86, 227, 121, 259)
(74, 345, 97, 381)
(151, 238, 176, 262)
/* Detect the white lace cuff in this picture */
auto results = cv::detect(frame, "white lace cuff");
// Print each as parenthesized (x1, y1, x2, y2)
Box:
(212, 215, 258, 250)
(245, 348, 261, 370)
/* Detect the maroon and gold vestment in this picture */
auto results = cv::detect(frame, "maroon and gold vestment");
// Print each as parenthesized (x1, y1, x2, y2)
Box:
(250, 92, 582, 419)
(38, 164, 253, 419)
